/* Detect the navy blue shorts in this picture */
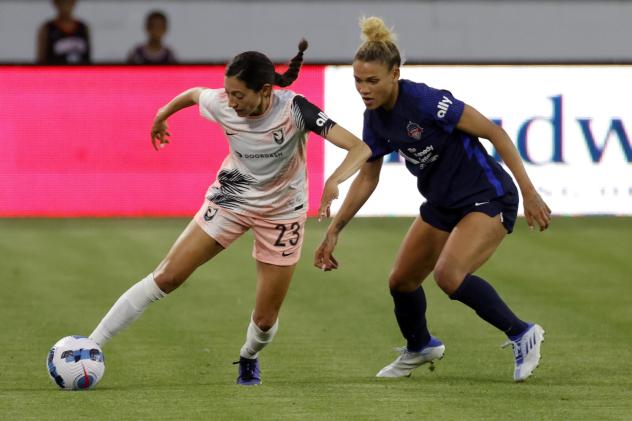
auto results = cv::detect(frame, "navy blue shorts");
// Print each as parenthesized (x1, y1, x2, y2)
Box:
(419, 192, 519, 234)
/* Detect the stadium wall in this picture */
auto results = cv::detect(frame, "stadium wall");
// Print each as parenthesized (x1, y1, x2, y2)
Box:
(1, 1, 631, 64)
(1, 65, 630, 217)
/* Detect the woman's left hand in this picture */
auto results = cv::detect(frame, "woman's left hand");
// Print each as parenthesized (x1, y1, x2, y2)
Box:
(318, 180, 339, 222)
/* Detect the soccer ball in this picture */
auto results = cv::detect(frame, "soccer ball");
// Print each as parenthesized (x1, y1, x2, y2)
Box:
(46, 336, 105, 390)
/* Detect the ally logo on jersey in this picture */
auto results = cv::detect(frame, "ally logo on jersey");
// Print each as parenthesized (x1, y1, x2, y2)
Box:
(436, 95, 453, 118)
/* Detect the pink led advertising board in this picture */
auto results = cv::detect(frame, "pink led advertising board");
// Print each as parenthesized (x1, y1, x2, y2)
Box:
(0, 66, 325, 217)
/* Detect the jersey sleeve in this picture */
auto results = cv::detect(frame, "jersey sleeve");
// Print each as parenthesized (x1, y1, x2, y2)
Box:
(415, 84, 465, 134)
(291, 95, 337, 137)
(363, 113, 395, 161)
(199, 88, 219, 122)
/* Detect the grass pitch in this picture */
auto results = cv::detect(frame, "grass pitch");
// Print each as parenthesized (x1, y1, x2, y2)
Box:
(1, 217, 631, 420)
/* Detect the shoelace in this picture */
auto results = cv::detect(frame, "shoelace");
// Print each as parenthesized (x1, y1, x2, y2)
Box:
(501, 339, 523, 361)
(233, 359, 257, 379)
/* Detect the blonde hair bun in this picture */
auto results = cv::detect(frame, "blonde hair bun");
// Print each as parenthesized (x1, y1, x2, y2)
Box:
(355, 16, 401, 69)
(360, 16, 396, 43)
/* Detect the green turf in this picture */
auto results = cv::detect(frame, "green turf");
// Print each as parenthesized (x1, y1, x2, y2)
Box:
(1, 217, 631, 420)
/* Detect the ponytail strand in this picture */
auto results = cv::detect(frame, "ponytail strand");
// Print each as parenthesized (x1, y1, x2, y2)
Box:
(274, 38, 309, 87)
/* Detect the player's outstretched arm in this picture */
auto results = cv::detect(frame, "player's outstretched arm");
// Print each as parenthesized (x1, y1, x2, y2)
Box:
(319, 124, 372, 221)
(456, 104, 552, 231)
(151, 87, 206, 150)
(314, 158, 382, 271)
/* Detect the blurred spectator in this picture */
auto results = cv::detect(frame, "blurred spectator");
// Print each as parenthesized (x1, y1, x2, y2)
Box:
(127, 11, 177, 65)
(37, 0, 91, 64)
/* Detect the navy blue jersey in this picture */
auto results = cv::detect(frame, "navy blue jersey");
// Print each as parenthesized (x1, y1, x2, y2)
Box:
(363, 79, 517, 208)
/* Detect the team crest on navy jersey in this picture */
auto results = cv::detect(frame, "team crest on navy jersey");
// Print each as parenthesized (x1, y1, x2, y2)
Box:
(272, 129, 285, 144)
(407, 121, 423, 140)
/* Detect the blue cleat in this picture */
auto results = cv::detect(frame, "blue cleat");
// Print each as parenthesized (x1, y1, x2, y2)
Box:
(376, 336, 445, 378)
(502, 323, 545, 382)
(234, 357, 261, 386)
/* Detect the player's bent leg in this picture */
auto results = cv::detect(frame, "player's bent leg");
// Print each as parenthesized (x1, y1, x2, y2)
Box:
(377, 216, 449, 378)
(89, 273, 165, 347)
(89, 220, 224, 347)
(434, 212, 542, 380)
(389, 216, 448, 292)
(153, 219, 225, 293)
(432, 212, 506, 295)
(236, 261, 295, 386)
(436, 213, 528, 336)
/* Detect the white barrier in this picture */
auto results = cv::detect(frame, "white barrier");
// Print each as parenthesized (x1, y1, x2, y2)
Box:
(325, 65, 632, 216)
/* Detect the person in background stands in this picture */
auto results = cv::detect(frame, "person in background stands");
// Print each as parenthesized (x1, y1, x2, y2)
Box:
(127, 10, 177, 65)
(37, 0, 91, 64)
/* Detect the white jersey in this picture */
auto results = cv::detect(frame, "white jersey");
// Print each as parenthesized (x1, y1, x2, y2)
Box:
(199, 88, 335, 219)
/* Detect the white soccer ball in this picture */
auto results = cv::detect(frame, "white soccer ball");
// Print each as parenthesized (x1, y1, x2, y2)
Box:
(46, 336, 105, 390)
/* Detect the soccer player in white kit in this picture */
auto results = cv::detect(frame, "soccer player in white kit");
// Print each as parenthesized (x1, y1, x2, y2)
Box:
(88, 40, 371, 385)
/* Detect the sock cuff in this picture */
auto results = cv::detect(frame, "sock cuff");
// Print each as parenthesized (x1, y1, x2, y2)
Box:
(144, 273, 167, 300)
(250, 316, 279, 341)
(449, 274, 474, 301)
(390, 286, 424, 298)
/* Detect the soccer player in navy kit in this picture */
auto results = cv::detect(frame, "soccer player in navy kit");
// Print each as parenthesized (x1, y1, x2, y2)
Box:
(314, 17, 552, 381)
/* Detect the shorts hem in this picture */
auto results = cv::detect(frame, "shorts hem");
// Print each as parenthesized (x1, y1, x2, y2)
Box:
(194, 217, 230, 249)
(254, 255, 301, 267)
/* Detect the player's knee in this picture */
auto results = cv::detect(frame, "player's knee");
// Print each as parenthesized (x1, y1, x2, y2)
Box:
(252, 314, 277, 332)
(388, 267, 428, 292)
(433, 262, 462, 295)
(387, 270, 402, 290)
(153, 268, 186, 294)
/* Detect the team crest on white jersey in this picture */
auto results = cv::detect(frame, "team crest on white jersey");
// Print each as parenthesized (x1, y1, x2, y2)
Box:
(203, 206, 218, 221)
(407, 121, 423, 140)
(272, 128, 285, 144)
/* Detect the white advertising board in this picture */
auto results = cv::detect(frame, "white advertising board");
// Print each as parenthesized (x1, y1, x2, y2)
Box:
(324, 65, 632, 216)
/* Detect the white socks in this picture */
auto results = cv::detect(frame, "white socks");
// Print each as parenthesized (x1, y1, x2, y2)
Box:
(239, 316, 279, 359)
(89, 273, 166, 347)
(89, 274, 278, 361)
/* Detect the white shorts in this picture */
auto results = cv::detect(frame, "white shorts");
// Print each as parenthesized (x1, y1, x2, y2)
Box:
(194, 200, 307, 266)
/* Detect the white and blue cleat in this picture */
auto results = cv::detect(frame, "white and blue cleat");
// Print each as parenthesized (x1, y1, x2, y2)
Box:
(502, 323, 545, 382)
(376, 336, 445, 378)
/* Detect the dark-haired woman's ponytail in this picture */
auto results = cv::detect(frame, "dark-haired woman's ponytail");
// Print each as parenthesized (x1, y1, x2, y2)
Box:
(274, 39, 309, 87)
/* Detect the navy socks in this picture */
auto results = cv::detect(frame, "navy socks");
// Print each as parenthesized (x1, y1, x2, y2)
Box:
(391, 287, 431, 352)
(390, 274, 527, 349)
(449, 274, 528, 337)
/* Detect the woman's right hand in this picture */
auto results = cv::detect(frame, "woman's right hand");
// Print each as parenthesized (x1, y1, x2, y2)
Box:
(314, 231, 339, 272)
(151, 116, 171, 151)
